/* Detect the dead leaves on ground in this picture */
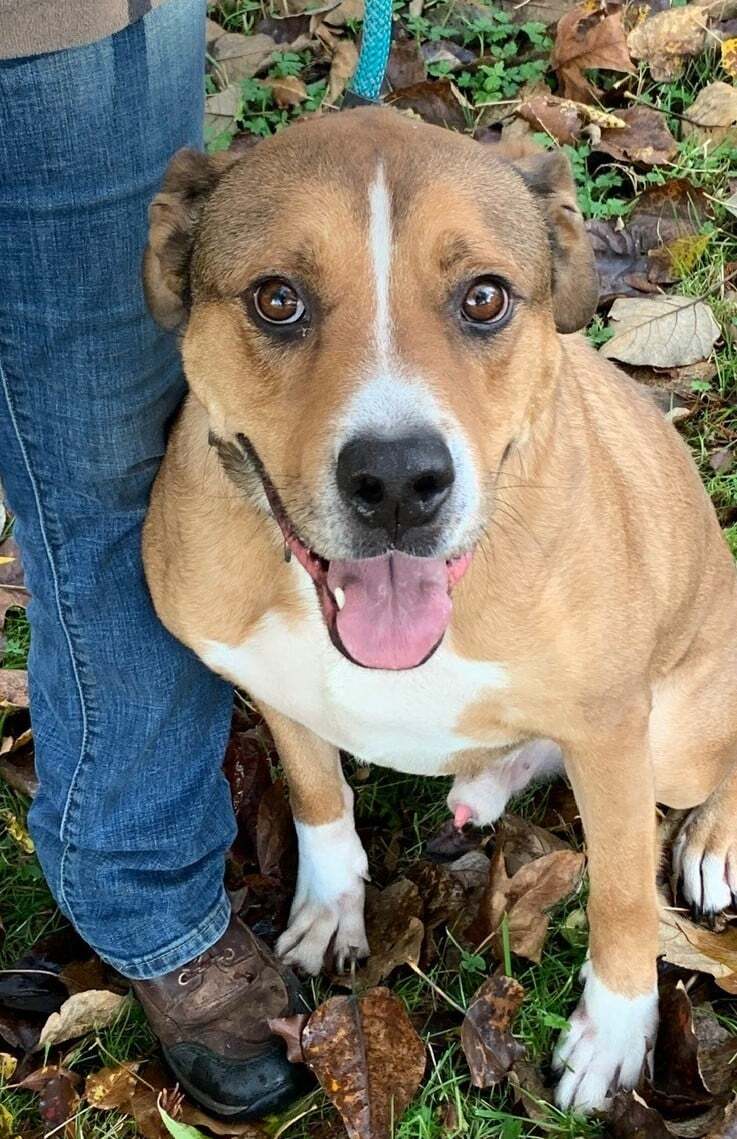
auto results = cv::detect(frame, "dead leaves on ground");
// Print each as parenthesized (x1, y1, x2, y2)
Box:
(302, 989, 426, 1139)
(460, 974, 525, 1087)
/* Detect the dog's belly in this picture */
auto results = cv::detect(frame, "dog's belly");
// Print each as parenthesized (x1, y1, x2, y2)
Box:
(200, 605, 513, 773)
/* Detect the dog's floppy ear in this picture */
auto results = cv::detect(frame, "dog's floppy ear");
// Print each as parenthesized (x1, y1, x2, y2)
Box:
(512, 149, 599, 334)
(143, 148, 237, 331)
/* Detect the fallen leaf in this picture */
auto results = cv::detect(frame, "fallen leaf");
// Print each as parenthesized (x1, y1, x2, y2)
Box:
(158, 1106, 208, 1139)
(123, 1063, 265, 1139)
(327, 38, 359, 103)
(0, 1105, 13, 1139)
(386, 79, 468, 130)
(256, 778, 297, 883)
(627, 5, 707, 80)
(264, 75, 308, 106)
(353, 879, 424, 987)
(596, 105, 678, 165)
(552, 2, 635, 102)
(0, 1053, 16, 1080)
(722, 36, 737, 78)
(210, 31, 276, 83)
(683, 81, 737, 149)
(517, 94, 585, 145)
(302, 988, 426, 1139)
(586, 218, 658, 303)
(0, 1007, 43, 1051)
(267, 1013, 308, 1063)
(0, 808, 34, 854)
(0, 669, 28, 709)
(659, 900, 737, 989)
(0, 536, 24, 587)
(601, 296, 721, 368)
(20, 1066, 82, 1138)
(649, 233, 712, 283)
(387, 37, 426, 89)
(610, 1089, 672, 1137)
(424, 817, 486, 861)
(36, 990, 127, 1049)
(85, 1063, 139, 1110)
(323, 0, 364, 26)
(705, 1097, 737, 1138)
(630, 179, 710, 251)
(651, 981, 712, 1115)
(460, 973, 525, 1088)
(508, 1058, 556, 1123)
(478, 845, 585, 962)
(204, 85, 241, 135)
(406, 860, 467, 934)
(0, 746, 39, 798)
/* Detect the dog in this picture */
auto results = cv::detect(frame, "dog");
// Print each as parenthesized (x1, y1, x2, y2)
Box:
(141, 106, 737, 1112)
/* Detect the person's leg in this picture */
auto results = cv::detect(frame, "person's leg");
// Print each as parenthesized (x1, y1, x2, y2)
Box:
(0, 0, 235, 980)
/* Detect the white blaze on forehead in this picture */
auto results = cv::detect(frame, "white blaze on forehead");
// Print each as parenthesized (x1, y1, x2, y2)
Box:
(368, 165, 393, 364)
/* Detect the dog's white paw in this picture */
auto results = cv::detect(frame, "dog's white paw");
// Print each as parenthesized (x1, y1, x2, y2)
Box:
(553, 964, 658, 1113)
(276, 805, 370, 975)
(448, 739, 563, 828)
(673, 809, 737, 916)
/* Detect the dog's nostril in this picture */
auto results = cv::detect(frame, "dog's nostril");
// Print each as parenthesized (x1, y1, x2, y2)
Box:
(354, 474, 384, 508)
(413, 472, 445, 502)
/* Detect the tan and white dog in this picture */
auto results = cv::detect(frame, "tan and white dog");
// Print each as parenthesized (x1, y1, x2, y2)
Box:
(141, 107, 737, 1112)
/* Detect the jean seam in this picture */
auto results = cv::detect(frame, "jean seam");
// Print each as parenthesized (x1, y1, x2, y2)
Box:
(0, 350, 94, 919)
(103, 890, 232, 979)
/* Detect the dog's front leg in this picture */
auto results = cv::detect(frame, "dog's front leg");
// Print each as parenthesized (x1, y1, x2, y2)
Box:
(553, 723, 659, 1113)
(261, 704, 369, 975)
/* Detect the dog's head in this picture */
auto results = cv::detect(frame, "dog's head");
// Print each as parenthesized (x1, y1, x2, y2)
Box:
(144, 107, 597, 671)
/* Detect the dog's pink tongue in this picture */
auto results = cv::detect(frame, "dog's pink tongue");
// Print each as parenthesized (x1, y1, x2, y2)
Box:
(327, 551, 451, 670)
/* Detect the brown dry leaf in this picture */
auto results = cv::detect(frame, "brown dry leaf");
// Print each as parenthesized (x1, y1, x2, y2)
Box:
(517, 94, 626, 145)
(85, 1064, 139, 1110)
(630, 179, 710, 251)
(596, 105, 678, 165)
(722, 36, 737, 77)
(460, 974, 525, 1088)
(498, 0, 579, 23)
(602, 295, 720, 368)
(508, 1058, 555, 1123)
(387, 37, 427, 88)
(204, 85, 240, 135)
(627, 5, 707, 80)
(264, 75, 308, 106)
(659, 900, 737, 989)
(36, 990, 127, 1049)
(0, 669, 28, 709)
(482, 846, 585, 962)
(353, 879, 424, 987)
(256, 778, 297, 882)
(302, 988, 426, 1139)
(586, 218, 658, 302)
(20, 1066, 82, 1138)
(651, 982, 712, 1115)
(124, 1062, 265, 1139)
(683, 82, 737, 150)
(327, 38, 359, 103)
(0, 536, 24, 587)
(0, 743, 39, 799)
(386, 79, 468, 130)
(609, 1090, 672, 1137)
(705, 1097, 737, 1138)
(210, 32, 276, 83)
(324, 0, 365, 26)
(267, 1013, 308, 1063)
(552, 2, 635, 103)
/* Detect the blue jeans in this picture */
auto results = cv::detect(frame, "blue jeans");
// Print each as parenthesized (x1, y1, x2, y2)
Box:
(0, 0, 236, 979)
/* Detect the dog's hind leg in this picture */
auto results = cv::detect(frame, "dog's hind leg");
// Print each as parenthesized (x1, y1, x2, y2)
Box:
(447, 738, 563, 828)
(261, 704, 370, 975)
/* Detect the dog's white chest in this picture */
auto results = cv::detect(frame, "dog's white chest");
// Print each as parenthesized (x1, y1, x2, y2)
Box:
(200, 585, 511, 773)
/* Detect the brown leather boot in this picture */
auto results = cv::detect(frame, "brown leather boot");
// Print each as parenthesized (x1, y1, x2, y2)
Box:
(132, 914, 311, 1119)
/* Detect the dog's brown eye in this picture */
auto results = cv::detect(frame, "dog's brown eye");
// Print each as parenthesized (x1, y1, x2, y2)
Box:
(253, 278, 305, 325)
(461, 278, 509, 324)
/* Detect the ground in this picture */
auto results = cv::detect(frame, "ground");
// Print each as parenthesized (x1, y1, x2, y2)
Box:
(1, 0, 737, 1136)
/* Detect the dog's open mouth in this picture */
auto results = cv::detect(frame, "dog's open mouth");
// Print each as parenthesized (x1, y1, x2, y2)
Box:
(236, 435, 472, 670)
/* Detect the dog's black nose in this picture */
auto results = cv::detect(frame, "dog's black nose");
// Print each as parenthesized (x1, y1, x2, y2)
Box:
(336, 433, 455, 535)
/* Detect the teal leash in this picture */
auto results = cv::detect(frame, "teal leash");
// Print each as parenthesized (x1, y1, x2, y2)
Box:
(342, 0, 393, 106)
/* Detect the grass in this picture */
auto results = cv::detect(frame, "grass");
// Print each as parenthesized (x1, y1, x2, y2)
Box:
(2, 1, 737, 1134)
